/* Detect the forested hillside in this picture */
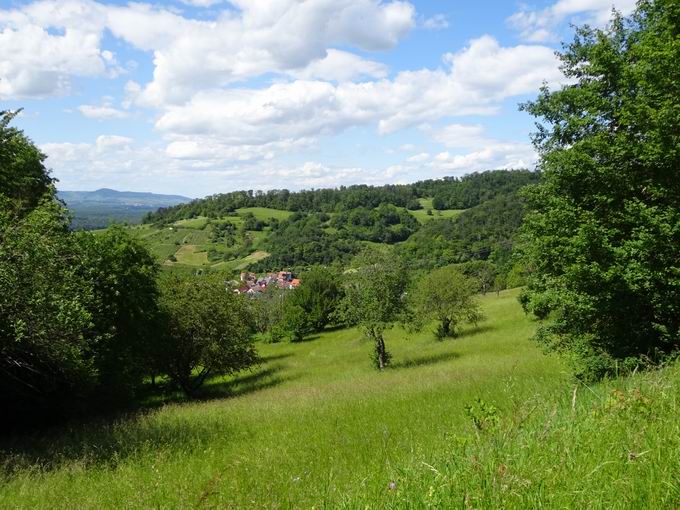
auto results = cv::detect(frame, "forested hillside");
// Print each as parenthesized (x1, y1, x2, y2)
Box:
(138, 169, 538, 279)
(143, 169, 538, 222)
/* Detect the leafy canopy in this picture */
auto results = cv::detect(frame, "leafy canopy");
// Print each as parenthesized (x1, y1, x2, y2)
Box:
(154, 273, 258, 395)
(411, 266, 484, 339)
(519, 0, 680, 380)
(339, 248, 409, 368)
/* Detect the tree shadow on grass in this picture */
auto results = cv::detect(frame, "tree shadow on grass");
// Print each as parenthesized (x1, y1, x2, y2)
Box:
(391, 350, 461, 369)
(260, 352, 295, 363)
(450, 324, 495, 340)
(0, 364, 292, 474)
(200, 364, 299, 401)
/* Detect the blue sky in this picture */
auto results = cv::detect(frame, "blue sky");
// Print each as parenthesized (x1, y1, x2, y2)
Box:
(1, 0, 635, 197)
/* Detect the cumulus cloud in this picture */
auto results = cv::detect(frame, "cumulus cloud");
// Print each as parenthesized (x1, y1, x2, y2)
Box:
(508, 0, 637, 42)
(179, 0, 223, 7)
(0, 0, 414, 101)
(0, 0, 115, 99)
(42, 137, 376, 195)
(426, 123, 537, 173)
(108, 0, 415, 106)
(289, 49, 388, 82)
(406, 152, 430, 163)
(155, 36, 562, 145)
(78, 104, 128, 120)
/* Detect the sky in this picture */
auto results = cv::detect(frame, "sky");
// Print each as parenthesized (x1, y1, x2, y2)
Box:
(1, 0, 636, 198)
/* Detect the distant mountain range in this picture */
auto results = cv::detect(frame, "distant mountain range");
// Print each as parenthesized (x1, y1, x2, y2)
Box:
(58, 188, 192, 230)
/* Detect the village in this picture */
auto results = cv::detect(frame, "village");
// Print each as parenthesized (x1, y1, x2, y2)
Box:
(234, 271, 301, 295)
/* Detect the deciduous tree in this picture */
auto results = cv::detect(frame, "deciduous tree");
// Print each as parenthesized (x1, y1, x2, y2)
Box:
(519, 0, 680, 380)
(154, 273, 258, 395)
(339, 249, 409, 369)
(412, 266, 484, 339)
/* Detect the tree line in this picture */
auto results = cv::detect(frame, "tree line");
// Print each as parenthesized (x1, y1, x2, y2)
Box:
(142, 169, 538, 224)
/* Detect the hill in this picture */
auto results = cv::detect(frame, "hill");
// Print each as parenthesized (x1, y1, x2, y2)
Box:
(3, 289, 679, 508)
(134, 170, 537, 280)
(58, 189, 191, 230)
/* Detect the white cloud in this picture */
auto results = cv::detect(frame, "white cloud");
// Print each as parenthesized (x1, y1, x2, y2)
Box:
(422, 14, 448, 30)
(0, 0, 114, 99)
(164, 135, 314, 162)
(430, 143, 536, 173)
(429, 123, 487, 149)
(0, 0, 414, 101)
(78, 104, 128, 120)
(106, 0, 415, 106)
(42, 136, 378, 195)
(508, 0, 637, 42)
(406, 152, 430, 163)
(155, 36, 562, 148)
(289, 49, 388, 82)
(179, 0, 223, 7)
(426, 123, 537, 173)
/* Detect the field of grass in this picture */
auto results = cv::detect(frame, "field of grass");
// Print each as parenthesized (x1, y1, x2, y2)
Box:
(172, 217, 209, 230)
(170, 244, 209, 266)
(212, 250, 271, 271)
(410, 207, 464, 224)
(3, 289, 678, 508)
(236, 207, 293, 222)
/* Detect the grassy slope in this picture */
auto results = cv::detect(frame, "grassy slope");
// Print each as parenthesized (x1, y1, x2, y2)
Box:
(235, 207, 293, 222)
(131, 210, 284, 272)
(409, 198, 464, 224)
(3, 290, 679, 508)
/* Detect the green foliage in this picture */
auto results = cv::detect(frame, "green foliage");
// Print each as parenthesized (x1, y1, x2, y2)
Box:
(248, 286, 285, 337)
(411, 266, 485, 339)
(338, 248, 409, 369)
(143, 170, 536, 224)
(330, 203, 420, 243)
(464, 397, 500, 432)
(277, 303, 311, 343)
(519, 1, 680, 380)
(153, 273, 258, 395)
(8, 291, 680, 508)
(400, 194, 526, 272)
(426, 169, 539, 210)
(286, 266, 343, 332)
(0, 198, 95, 422)
(75, 226, 160, 401)
(251, 213, 358, 270)
(0, 110, 55, 216)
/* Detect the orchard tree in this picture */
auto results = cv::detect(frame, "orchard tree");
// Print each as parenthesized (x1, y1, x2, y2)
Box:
(287, 266, 343, 331)
(277, 302, 311, 343)
(340, 248, 409, 369)
(412, 266, 484, 339)
(154, 273, 258, 395)
(519, 0, 680, 380)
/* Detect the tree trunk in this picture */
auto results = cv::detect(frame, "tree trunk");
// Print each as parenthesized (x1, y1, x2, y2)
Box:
(375, 334, 388, 370)
(441, 317, 451, 337)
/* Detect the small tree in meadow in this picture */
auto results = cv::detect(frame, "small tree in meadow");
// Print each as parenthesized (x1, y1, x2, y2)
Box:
(287, 266, 343, 332)
(412, 266, 484, 339)
(339, 248, 409, 369)
(153, 273, 258, 395)
(277, 303, 311, 343)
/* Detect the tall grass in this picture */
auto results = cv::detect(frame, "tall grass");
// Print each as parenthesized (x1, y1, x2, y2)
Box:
(1, 289, 678, 508)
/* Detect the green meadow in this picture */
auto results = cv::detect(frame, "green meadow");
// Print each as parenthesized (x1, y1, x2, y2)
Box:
(3, 288, 679, 508)
(409, 199, 464, 223)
